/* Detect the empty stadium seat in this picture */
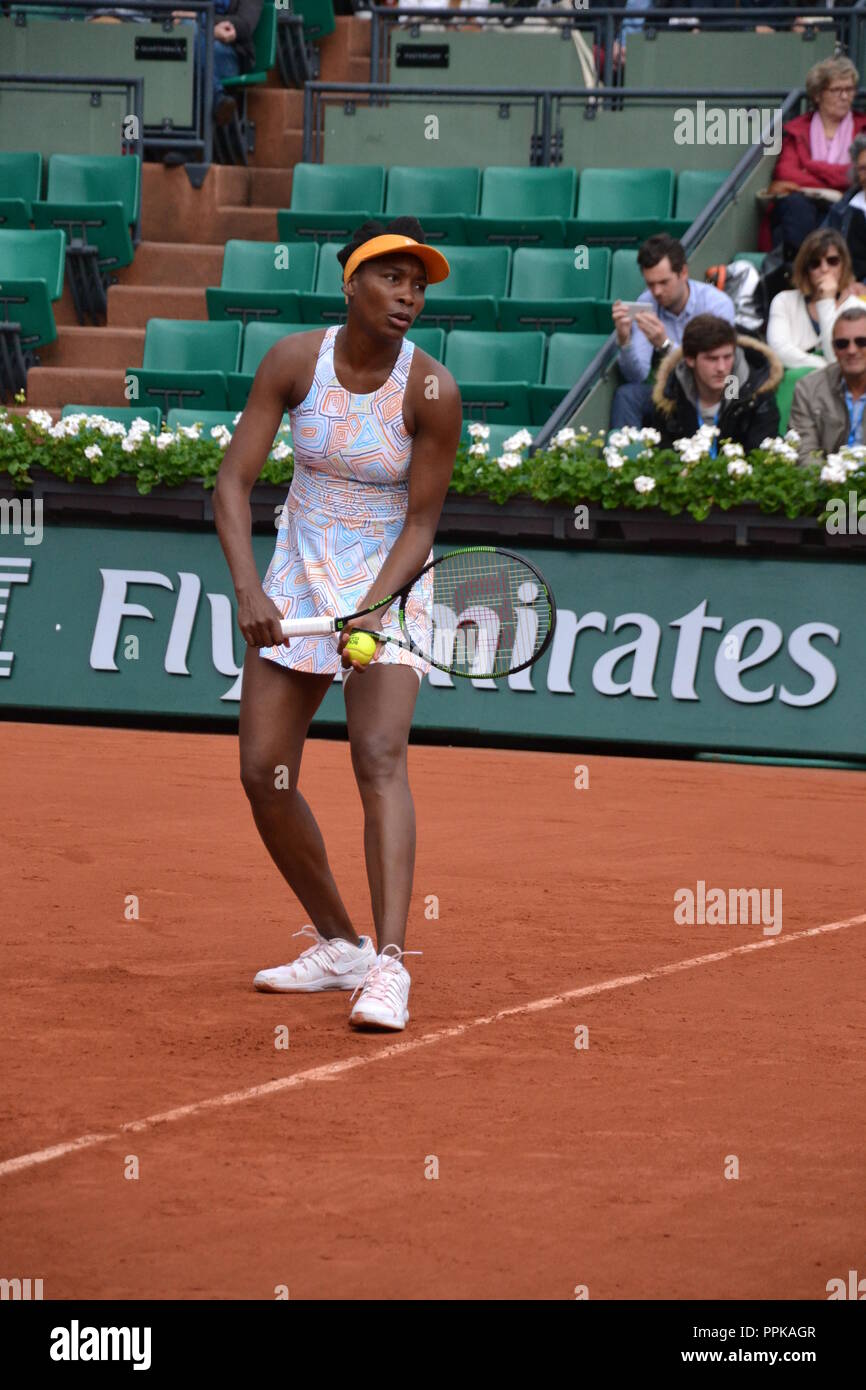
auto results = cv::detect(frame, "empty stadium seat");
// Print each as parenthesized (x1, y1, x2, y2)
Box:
(278, 163, 385, 242)
(385, 166, 479, 244)
(529, 332, 609, 424)
(775, 366, 815, 433)
(468, 166, 576, 248)
(445, 329, 545, 425)
(406, 325, 446, 361)
(206, 240, 317, 325)
(0, 152, 42, 229)
(499, 247, 611, 333)
(420, 245, 511, 332)
(128, 320, 243, 415)
(32, 153, 141, 322)
(227, 321, 311, 409)
(568, 167, 675, 248)
(675, 169, 727, 221)
(0, 227, 66, 398)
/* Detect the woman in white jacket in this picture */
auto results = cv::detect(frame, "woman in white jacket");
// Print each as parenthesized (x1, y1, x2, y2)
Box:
(767, 228, 866, 370)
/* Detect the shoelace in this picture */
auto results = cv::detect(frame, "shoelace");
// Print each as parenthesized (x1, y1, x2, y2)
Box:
(290, 924, 355, 972)
(350, 943, 422, 1006)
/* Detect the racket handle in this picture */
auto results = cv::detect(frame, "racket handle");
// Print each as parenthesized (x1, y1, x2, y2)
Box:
(280, 617, 337, 637)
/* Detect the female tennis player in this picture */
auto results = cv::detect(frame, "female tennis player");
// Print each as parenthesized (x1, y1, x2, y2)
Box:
(213, 216, 463, 1032)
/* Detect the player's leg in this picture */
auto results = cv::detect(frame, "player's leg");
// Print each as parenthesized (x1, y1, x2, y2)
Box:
(343, 662, 422, 953)
(239, 646, 360, 946)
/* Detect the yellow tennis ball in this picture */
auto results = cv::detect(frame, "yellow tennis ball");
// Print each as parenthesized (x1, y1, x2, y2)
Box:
(345, 631, 377, 665)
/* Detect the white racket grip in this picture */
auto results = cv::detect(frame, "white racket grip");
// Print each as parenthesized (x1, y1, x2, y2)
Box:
(280, 617, 338, 637)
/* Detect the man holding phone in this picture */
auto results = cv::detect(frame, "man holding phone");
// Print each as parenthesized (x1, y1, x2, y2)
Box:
(611, 234, 736, 430)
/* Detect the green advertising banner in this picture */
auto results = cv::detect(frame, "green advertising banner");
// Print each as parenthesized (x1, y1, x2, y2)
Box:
(1, 521, 865, 759)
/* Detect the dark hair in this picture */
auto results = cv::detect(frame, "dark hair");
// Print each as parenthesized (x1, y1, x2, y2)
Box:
(637, 233, 687, 275)
(336, 216, 427, 274)
(682, 313, 737, 359)
(791, 227, 853, 297)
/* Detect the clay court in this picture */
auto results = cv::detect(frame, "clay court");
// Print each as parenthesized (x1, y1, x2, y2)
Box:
(1, 720, 864, 1300)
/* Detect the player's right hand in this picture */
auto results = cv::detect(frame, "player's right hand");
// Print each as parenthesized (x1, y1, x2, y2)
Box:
(236, 590, 287, 648)
(611, 300, 632, 345)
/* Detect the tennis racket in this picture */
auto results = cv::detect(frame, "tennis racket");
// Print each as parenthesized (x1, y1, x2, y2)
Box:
(278, 545, 556, 680)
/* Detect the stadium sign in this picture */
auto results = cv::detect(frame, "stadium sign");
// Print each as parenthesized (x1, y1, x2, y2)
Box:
(1, 525, 864, 759)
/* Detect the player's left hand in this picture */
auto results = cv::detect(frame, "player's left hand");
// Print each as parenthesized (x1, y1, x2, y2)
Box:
(337, 621, 384, 673)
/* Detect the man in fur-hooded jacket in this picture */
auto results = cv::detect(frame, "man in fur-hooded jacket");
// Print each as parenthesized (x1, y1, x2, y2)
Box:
(647, 313, 783, 453)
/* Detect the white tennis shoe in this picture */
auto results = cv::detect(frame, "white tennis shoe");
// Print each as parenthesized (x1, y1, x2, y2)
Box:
(254, 925, 375, 993)
(348, 944, 421, 1031)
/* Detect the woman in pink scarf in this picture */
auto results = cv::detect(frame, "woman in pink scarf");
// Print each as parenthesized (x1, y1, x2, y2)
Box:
(766, 57, 866, 260)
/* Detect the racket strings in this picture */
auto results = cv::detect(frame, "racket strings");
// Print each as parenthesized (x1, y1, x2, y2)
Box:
(410, 551, 552, 678)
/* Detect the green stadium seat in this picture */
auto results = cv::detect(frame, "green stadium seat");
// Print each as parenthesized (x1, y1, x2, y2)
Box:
(446, 329, 545, 426)
(593, 251, 647, 330)
(206, 239, 317, 325)
(675, 169, 728, 221)
(775, 366, 815, 433)
(0, 152, 42, 229)
(278, 163, 385, 242)
(499, 247, 611, 334)
(418, 245, 510, 332)
(32, 154, 141, 323)
(0, 227, 66, 398)
(468, 166, 575, 248)
(217, 3, 278, 166)
(227, 321, 311, 409)
(290, 0, 336, 42)
(406, 325, 445, 361)
(128, 319, 243, 415)
(567, 167, 675, 248)
(61, 404, 163, 431)
(734, 251, 765, 270)
(529, 332, 609, 424)
(385, 166, 479, 244)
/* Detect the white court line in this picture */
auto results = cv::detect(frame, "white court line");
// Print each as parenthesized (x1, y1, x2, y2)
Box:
(1, 911, 864, 1180)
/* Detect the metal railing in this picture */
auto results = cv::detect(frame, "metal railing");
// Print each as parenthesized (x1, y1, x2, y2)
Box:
(3, 0, 215, 163)
(0, 73, 144, 175)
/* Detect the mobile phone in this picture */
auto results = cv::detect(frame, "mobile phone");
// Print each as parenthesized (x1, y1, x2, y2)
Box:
(619, 301, 652, 319)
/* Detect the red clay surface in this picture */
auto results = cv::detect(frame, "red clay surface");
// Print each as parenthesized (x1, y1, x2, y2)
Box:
(1, 721, 864, 1300)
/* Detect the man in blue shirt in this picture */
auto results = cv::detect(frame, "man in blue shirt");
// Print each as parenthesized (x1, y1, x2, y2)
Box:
(611, 233, 736, 430)
(173, 0, 262, 125)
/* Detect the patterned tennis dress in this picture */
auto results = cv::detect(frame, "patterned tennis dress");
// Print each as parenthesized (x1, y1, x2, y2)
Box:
(259, 324, 433, 684)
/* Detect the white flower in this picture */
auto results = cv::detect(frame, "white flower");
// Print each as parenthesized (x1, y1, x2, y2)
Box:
(721, 441, 744, 458)
(121, 436, 140, 454)
(820, 460, 848, 485)
(270, 441, 292, 461)
(84, 444, 103, 460)
(607, 429, 633, 449)
(210, 425, 232, 448)
(496, 451, 522, 470)
(727, 459, 753, 479)
(468, 442, 488, 459)
(155, 432, 175, 451)
(784, 428, 800, 444)
(1, 422, 15, 434)
(638, 427, 661, 445)
(26, 408, 53, 431)
(177, 424, 201, 440)
(503, 428, 532, 452)
(467, 422, 490, 440)
(128, 417, 153, 434)
(603, 447, 625, 470)
(553, 427, 577, 447)
(634, 474, 656, 493)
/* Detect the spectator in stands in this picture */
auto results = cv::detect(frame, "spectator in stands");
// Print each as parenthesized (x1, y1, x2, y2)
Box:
(172, 0, 263, 125)
(648, 313, 782, 452)
(824, 133, 866, 282)
(789, 296, 866, 460)
(766, 57, 866, 262)
(610, 233, 735, 430)
(767, 228, 866, 370)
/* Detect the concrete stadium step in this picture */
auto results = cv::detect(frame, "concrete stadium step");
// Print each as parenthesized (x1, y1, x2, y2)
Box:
(211, 205, 280, 241)
(38, 327, 144, 370)
(107, 285, 208, 328)
(25, 368, 127, 410)
(117, 242, 225, 288)
(249, 168, 293, 209)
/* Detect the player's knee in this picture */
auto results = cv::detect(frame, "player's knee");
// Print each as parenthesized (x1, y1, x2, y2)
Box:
(350, 733, 406, 790)
(240, 753, 299, 802)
